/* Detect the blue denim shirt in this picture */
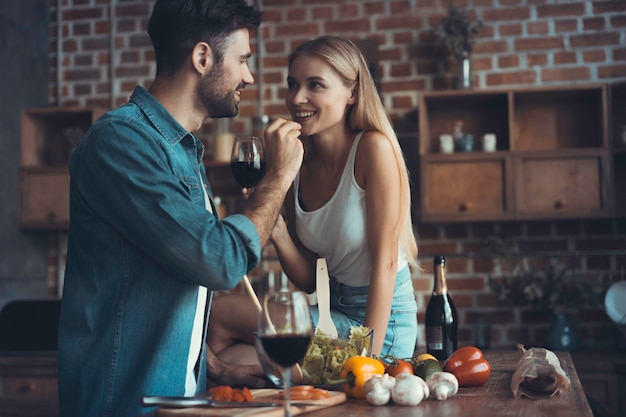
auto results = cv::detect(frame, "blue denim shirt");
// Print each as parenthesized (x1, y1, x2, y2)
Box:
(58, 86, 261, 417)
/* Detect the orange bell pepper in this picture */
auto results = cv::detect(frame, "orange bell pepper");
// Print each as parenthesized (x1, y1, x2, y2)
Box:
(328, 356, 386, 399)
(443, 346, 491, 387)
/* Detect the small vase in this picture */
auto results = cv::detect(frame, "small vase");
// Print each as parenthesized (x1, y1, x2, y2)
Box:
(546, 312, 578, 352)
(455, 51, 472, 89)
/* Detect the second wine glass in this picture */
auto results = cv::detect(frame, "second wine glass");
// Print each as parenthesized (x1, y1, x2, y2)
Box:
(230, 136, 265, 188)
(257, 291, 312, 417)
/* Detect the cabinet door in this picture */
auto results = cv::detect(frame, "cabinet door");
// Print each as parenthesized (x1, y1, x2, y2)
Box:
(514, 152, 610, 218)
(420, 155, 512, 222)
(19, 168, 70, 230)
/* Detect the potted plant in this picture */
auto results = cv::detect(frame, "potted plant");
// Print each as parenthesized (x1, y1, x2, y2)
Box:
(432, 4, 483, 89)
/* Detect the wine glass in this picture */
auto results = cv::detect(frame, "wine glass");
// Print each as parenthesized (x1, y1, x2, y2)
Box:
(257, 291, 312, 417)
(230, 136, 265, 188)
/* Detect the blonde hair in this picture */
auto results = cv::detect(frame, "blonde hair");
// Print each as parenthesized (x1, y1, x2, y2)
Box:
(288, 35, 418, 271)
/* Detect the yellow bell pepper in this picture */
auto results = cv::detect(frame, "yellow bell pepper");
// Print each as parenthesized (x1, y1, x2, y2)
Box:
(337, 356, 386, 399)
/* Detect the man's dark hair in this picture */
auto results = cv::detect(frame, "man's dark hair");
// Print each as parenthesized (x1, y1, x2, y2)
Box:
(148, 0, 262, 77)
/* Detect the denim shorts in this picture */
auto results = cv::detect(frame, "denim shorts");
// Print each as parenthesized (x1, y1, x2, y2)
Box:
(309, 266, 418, 358)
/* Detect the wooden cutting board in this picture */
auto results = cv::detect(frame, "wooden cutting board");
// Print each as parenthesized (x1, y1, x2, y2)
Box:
(155, 389, 347, 417)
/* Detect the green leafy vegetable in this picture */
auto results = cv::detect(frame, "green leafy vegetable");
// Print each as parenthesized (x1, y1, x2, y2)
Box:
(300, 326, 372, 385)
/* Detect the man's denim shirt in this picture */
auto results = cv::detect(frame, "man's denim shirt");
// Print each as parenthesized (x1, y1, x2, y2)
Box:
(58, 86, 261, 417)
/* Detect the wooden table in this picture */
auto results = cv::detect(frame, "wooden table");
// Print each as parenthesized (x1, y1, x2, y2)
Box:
(142, 350, 593, 417)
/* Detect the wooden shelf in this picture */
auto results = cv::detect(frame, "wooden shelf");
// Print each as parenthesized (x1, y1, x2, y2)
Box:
(19, 107, 106, 231)
(417, 84, 614, 222)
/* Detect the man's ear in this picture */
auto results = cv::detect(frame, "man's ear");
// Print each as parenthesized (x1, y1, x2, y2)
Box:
(192, 42, 214, 75)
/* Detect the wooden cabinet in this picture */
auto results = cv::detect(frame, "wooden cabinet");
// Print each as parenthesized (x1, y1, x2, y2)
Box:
(417, 85, 612, 222)
(19, 107, 106, 230)
(0, 354, 58, 417)
(572, 351, 626, 417)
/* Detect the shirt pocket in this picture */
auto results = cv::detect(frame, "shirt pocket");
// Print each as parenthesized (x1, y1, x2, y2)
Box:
(178, 174, 204, 204)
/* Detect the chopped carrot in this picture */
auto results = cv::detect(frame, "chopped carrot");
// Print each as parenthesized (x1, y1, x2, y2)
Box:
(209, 385, 255, 403)
(242, 386, 254, 402)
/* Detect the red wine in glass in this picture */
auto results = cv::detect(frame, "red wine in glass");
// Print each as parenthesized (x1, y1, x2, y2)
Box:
(230, 161, 266, 188)
(257, 291, 312, 417)
(231, 136, 265, 188)
(260, 333, 312, 368)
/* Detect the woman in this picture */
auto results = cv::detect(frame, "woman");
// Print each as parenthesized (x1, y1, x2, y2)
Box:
(207, 35, 418, 371)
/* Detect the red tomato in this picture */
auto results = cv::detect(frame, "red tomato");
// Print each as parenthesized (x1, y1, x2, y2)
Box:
(384, 359, 414, 377)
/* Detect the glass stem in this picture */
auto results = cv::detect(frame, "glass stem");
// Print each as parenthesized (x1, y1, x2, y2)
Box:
(282, 366, 292, 417)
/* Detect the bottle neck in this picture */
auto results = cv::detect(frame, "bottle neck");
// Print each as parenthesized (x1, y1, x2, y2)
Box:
(432, 263, 449, 295)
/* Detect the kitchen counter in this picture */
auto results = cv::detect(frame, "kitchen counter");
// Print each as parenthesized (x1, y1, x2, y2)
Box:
(140, 350, 593, 417)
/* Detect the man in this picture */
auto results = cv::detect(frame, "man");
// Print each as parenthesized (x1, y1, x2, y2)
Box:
(57, 1, 303, 416)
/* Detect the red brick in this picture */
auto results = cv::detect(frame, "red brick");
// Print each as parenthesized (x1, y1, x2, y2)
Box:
(116, 20, 137, 33)
(593, 0, 626, 13)
(554, 51, 577, 64)
(381, 79, 422, 94)
(450, 293, 472, 308)
(612, 15, 626, 27)
(583, 50, 606, 63)
(64, 68, 102, 81)
(570, 32, 621, 48)
(73, 22, 90, 36)
(483, 7, 531, 22)
(129, 34, 152, 48)
(584, 17, 606, 31)
(365, 2, 385, 15)
(476, 293, 501, 308)
(541, 66, 592, 82)
(471, 56, 493, 71)
(95, 21, 109, 35)
(74, 54, 93, 66)
(115, 4, 151, 17)
(515, 36, 564, 51)
(598, 64, 626, 78)
(62, 39, 78, 53)
(311, 6, 332, 19)
(275, 23, 320, 37)
(473, 40, 508, 54)
(499, 22, 523, 36)
(324, 19, 370, 33)
(486, 70, 537, 86)
(392, 95, 415, 109)
(448, 276, 486, 291)
(376, 15, 423, 30)
(498, 54, 520, 68)
(338, 4, 358, 18)
(537, 3, 585, 18)
(555, 18, 578, 33)
(613, 48, 626, 61)
(62, 7, 104, 21)
(527, 21, 549, 35)
(527, 53, 548, 66)
(412, 277, 431, 292)
(286, 9, 306, 21)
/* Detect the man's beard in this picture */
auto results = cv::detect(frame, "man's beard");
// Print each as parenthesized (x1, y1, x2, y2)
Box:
(199, 63, 241, 118)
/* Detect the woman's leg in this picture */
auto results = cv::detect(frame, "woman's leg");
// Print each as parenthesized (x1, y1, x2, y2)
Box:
(207, 294, 258, 363)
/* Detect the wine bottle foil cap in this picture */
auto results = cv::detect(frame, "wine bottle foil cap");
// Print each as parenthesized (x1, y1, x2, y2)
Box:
(434, 255, 446, 265)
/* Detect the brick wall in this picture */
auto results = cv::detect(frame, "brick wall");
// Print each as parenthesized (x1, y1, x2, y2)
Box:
(46, 0, 626, 351)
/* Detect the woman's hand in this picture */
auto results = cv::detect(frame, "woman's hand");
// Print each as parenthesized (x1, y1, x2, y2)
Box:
(270, 214, 288, 244)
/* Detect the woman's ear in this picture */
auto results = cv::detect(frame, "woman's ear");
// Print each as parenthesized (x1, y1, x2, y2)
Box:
(347, 84, 358, 105)
(191, 42, 214, 75)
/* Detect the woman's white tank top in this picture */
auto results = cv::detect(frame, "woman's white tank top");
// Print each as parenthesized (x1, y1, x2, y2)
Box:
(294, 132, 407, 286)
